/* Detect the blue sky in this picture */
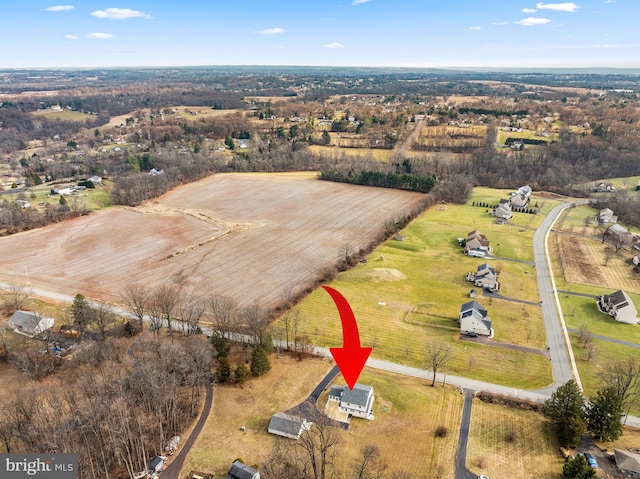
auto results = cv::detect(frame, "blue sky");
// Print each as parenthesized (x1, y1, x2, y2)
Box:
(1, 1, 638, 68)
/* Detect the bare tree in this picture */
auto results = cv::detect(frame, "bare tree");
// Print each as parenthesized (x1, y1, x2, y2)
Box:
(243, 303, 269, 346)
(297, 410, 341, 479)
(340, 243, 356, 268)
(208, 294, 237, 340)
(0, 321, 11, 359)
(121, 284, 151, 332)
(262, 438, 306, 479)
(425, 340, 451, 387)
(179, 295, 205, 335)
(353, 444, 388, 479)
(281, 309, 300, 350)
(601, 358, 640, 422)
(578, 323, 593, 349)
(2, 283, 30, 314)
(152, 284, 180, 334)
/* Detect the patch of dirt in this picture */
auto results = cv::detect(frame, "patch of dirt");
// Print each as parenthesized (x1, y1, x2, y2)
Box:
(558, 234, 606, 285)
(535, 191, 570, 199)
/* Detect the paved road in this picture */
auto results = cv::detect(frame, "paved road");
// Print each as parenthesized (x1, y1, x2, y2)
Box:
(482, 288, 542, 307)
(455, 390, 476, 479)
(557, 290, 599, 299)
(533, 202, 580, 393)
(567, 328, 640, 349)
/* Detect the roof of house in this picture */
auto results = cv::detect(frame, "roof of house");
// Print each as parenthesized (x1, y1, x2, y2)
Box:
(614, 449, 640, 473)
(341, 383, 373, 407)
(604, 290, 631, 308)
(460, 300, 488, 318)
(268, 413, 309, 437)
(609, 224, 630, 235)
(329, 385, 343, 397)
(8, 310, 54, 333)
(227, 460, 259, 479)
(477, 263, 495, 276)
(148, 456, 164, 471)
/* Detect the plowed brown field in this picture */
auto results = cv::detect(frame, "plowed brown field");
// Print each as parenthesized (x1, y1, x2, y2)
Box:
(0, 173, 425, 309)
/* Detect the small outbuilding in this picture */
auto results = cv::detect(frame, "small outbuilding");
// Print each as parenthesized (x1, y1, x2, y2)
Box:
(268, 413, 311, 440)
(226, 460, 260, 479)
(614, 449, 640, 474)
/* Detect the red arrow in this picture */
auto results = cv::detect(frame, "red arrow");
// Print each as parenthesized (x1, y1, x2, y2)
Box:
(323, 286, 372, 390)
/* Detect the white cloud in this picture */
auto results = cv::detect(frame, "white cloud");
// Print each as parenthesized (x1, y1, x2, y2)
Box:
(257, 27, 285, 35)
(515, 17, 552, 26)
(324, 42, 344, 48)
(87, 33, 113, 39)
(64, 34, 78, 40)
(468, 26, 482, 31)
(492, 21, 509, 25)
(45, 5, 74, 12)
(535, 2, 581, 12)
(90, 8, 152, 20)
(352, 0, 372, 4)
(522, 8, 538, 13)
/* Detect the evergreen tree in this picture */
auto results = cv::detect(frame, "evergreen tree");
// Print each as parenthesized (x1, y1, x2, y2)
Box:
(234, 363, 249, 384)
(210, 331, 230, 358)
(587, 386, 624, 442)
(542, 380, 586, 448)
(250, 346, 271, 377)
(562, 455, 597, 479)
(322, 130, 331, 146)
(217, 356, 231, 383)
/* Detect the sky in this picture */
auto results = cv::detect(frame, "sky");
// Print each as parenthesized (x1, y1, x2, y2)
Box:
(1, 1, 638, 69)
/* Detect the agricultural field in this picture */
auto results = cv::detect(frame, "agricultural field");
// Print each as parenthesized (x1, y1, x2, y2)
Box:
(0, 172, 425, 310)
(466, 399, 563, 479)
(31, 109, 97, 121)
(183, 355, 463, 479)
(412, 125, 486, 152)
(277, 188, 566, 389)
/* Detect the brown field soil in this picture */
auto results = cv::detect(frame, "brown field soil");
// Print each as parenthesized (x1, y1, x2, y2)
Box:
(184, 355, 463, 479)
(0, 172, 425, 309)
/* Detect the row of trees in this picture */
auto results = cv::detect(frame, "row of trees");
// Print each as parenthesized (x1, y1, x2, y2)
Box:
(543, 358, 640, 448)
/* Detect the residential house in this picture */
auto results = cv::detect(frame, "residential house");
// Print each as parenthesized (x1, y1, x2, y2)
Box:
(459, 300, 493, 336)
(88, 176, 103, 185)
(226, 460, 260, 479)
(491, 199, 513, 220)
(605, 224, 637, 246)
(464, 230, 492, 255)
(8, 310, 55, 336)
(328, 384, 375, 420)
(592, 182, 615, 193)
(466, 263, 500, 292)
(509, 185, 532, 208)
(149, 168, 164, 176)
(268, 413, 311, 440)
(597, 208, 617, 224)
(597, 290, 639, 324)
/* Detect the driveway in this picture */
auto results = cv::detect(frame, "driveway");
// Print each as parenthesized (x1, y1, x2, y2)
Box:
(455, 389, 477, 479)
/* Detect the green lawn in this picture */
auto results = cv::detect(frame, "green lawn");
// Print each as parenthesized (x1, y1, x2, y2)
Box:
(277, 194, 556, 389)
(31, 109, 97, 121)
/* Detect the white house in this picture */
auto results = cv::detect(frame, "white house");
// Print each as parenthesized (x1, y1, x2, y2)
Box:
(329, 384, 375, 420)
(8, 310, 55, 336)
(466, 264, 500, 292)
(597, 290, 639, 324)
(598, 208, 617, 224)
(268, 413, 311, 440)
(491, 200, 513, 220)
(459, 300, 493, 336)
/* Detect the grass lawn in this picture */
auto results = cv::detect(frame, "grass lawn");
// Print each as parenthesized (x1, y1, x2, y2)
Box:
(31, 109, 97, 121)
(182, 354, 464, 479)
(278, 195, 555, 389)
(308, 145, 394, 161)
(467, 399, 563, 479)
(496, 129, 557, 146)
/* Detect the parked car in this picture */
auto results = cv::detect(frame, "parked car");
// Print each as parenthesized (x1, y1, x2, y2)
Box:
(464, 331, 478, 338)
(478, 475, 490, 479)
(584, 453, 598, 469)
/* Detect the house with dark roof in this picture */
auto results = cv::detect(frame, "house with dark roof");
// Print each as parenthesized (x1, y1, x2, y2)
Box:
(459, 300, 493, 336)
(8, 310, 55, 336)
(268, 412, 311, 440)
(597, 290, 639, 324)
(328, 384, 374, 420)
(226, 460, 259, 479)
(466, 263, 500, 292)
(147, 456, 166, 476)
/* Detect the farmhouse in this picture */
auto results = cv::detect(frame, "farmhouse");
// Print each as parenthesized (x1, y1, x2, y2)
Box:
(328, 384, 375, 420)
(226, 460, 260, 479)
(466, 263, 500, 292)
(459, 300, 493, 336)
(597, 208, 617, 224)
(597, 290, 639, 324)
(491, 199, 513, 220)
(8, 310, 55, 336)
(267, 412, 311, 439)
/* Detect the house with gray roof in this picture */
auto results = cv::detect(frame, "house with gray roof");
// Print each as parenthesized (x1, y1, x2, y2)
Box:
(597, 290, 639, 324)
(491, 199, 513, 220)
(598, 208, 617, 224)
(466, 264, 500, 292)
(614, 449, 640, 474)
(267, 412, 311, 440)
(226, 460, 259, 479)
(459, 300, 493, 336)
(509, 185, 532, 208)
(328, 384, 375, 420)
(8, 310, 55, 336)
